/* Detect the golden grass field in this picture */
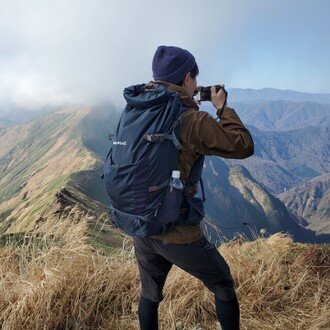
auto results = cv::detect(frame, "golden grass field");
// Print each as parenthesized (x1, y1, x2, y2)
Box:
(0, 209, 329, 330)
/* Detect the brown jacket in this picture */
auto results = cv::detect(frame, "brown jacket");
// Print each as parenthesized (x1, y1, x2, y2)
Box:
(151, 82, 254, 244)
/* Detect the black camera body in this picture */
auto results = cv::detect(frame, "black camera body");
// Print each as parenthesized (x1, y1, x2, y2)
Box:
(195, 85, 228, 102)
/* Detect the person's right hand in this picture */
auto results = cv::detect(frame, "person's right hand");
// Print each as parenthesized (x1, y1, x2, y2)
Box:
(211, 85, 226, 110)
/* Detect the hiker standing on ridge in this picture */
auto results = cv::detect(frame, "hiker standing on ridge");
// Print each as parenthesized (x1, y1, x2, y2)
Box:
(103, 45, 254, 329)
(134, 46, 253, 330)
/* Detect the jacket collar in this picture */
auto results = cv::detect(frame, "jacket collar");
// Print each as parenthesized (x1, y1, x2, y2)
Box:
(148, 81, 199, 110)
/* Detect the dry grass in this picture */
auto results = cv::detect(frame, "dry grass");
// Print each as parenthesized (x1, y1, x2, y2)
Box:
(0, 210, 329, 330)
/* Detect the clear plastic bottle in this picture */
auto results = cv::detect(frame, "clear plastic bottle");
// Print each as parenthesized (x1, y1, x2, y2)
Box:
(156, 170, 183, 225)
(170, 170, 183, 191)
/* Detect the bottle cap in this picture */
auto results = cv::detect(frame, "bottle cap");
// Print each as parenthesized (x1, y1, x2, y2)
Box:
(171, 170, 180, 179)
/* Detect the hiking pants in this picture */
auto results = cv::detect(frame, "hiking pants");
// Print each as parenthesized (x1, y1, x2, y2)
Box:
(133, 235, 236, 303)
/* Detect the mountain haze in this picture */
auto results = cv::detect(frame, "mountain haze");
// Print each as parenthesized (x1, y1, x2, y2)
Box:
(0, 105, 60, 126)
(0, 117, 16, 128)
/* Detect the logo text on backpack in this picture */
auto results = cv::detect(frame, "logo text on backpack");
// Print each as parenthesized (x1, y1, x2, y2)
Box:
(113, 140, 127, 146)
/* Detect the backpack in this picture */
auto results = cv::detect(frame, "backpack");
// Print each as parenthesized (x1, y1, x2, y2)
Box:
(103, 83, 205, 237)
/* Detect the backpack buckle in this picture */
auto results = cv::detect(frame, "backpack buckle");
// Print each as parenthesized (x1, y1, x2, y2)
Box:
(144, 134, 164, 142)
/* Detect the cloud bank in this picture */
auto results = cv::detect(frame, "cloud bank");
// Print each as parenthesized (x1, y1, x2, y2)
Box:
(0, 0, 329, 108)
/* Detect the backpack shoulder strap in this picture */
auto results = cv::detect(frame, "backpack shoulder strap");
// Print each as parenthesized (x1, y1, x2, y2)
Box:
(143, 102, 188, 150)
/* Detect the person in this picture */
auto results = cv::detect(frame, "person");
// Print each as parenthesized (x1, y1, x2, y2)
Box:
(133, 45, 254, 330)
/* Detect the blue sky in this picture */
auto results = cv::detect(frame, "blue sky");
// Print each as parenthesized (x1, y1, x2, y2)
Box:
(0, 0, 329, 107)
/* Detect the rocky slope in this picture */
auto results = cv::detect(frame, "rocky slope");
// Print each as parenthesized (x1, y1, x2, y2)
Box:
(278, 173, 330, 234)
(202, 158, 328, 242)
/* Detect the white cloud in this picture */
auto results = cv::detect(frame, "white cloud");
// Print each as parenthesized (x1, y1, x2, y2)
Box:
(0, 0, 329, 108)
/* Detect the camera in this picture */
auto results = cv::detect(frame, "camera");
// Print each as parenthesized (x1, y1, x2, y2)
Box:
(194, 85, 228, 102)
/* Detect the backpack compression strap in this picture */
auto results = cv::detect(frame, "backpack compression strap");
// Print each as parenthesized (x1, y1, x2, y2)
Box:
(148, 178, 170, 192)
(144, 119, 182, 150)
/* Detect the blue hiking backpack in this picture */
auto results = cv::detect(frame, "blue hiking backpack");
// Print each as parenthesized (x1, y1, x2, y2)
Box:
(103, 83, 205, 237)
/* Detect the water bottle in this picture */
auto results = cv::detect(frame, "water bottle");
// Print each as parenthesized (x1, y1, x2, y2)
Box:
(156, 170, 183, 225)
(170, 170, 183, 191)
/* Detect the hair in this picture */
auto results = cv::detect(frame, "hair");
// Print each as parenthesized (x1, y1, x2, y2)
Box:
(175, 64, 199, 86)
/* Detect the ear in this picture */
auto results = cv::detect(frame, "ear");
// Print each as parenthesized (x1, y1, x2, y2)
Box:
(182, 72, 191, 87)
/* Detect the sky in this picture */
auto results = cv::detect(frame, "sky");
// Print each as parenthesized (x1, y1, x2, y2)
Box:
(0, 0, 329, 108)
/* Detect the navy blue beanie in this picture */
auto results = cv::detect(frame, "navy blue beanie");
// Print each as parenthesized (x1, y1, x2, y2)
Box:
(152, 45, 196, 84)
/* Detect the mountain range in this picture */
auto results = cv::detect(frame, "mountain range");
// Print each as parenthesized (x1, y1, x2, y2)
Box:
(227, 88, 330, 104)
(225, 125, 329, 194)
(230, 100, 330, 131)
(204, 99, 330, 131)
(202, 158, 325, 242)
(1, 105, 329, 242)
(0, 89, 330, 241)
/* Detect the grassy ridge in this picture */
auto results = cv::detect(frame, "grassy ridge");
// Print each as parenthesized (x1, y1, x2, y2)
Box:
(0, 113, 70, 204)
(0, 210, 329, 329)
(0, 107, 99, 234)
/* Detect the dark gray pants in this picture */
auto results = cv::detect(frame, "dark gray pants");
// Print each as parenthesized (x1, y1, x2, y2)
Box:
(133, 235, 236, 303)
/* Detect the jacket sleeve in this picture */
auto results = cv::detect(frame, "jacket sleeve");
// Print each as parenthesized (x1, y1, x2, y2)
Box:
(196, 107, 254, 159)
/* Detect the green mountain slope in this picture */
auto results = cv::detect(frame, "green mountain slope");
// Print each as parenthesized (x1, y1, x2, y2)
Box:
(0, 105, 119, 238)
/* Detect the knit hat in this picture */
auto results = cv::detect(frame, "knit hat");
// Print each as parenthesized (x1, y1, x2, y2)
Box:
(152, 45, 196, 84)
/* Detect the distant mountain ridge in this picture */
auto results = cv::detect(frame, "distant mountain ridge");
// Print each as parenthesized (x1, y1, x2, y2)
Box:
(231, 100, 330, 131)
(225, 125, 329, 194)
(227, 88, 330, 103)
(0, 117, 15, 128)
(203, 100, 329, 131)
(0, 105, 61, 127)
